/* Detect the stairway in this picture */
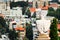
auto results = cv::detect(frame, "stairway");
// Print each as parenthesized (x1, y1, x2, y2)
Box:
(36, 34, 50, 40)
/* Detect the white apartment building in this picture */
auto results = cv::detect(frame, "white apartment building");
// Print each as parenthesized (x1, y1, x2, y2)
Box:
(11, 0, 27, 2)
(33, 0, 48, 8)
(48, 0, 52, 1)
(0, 2, 6, 11)
(11, 0, 33, 2)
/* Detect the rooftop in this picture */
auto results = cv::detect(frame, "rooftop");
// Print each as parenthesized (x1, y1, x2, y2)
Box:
(15, 27, 25, 31)
(49, 3, 58, 7)
(29, 6, 48, 12)
(29, 7, 36, 12)
(58, 24, 60, 29)
(0, 13, 4, 18)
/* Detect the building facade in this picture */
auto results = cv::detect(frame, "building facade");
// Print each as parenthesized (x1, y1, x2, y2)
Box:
(33, 0, 48, 8)
(11, 0, 27, 2)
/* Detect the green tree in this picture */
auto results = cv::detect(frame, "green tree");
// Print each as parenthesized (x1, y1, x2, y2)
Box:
(47, 7, 60, 20)
(10, 1, 28, 9)
(0, 17, 18, 40)
(48, 7, 55, 11)
(24, 37, 29, 40)
(47, 7, 55, 16)
(22, 7, 27, 15)
(49, 18, 58, 40)
(32, 12, 36, 18)
(0, 16, 9, 34)
(25, 8, 31, 18)
(56, 8, 60, 20)
(26, 23, 33, 40)
(8, 29, 18, 40)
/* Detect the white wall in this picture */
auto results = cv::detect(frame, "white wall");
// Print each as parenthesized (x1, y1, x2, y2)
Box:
(36, 8, 41, 18)
(14, 0, 27, 2)
(41, 10, 48, 19)
(10, 7, 22, 16)
(48, 0, 52, 1)
(28, 0, 33, 2)
(0, 3, 6, 10)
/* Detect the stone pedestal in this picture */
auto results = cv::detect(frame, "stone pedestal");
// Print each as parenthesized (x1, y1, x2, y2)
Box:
(36, 34, 50, 40)
(36, 20, 51, 34)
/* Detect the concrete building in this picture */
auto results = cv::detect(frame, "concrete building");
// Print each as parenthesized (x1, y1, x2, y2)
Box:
(49, 2, 58, 10)
(11, 0, 33, 2)
(33, 0, 48, 8)
(11, 0, 27, 2)
(0, 2, 6, 11)
(0, 1, 10, 16)
(15, 25, 26, 40)
(0, 0, 10, 10)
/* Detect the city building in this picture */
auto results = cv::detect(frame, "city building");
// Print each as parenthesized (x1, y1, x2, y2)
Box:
(11, 0, 34, 2)
(0, 0, 60, 40)
(33, 0, 48, 8)
(0, 1, 10, 17)
(0, 0, 10, 10)
(49, 2, 59, 10)
(0, 13, 4, 18)
(0, 2, 6, 11)
(11, 0, 27, 2)
(58, 24, 60, 29)
(15, 26, 26, 40)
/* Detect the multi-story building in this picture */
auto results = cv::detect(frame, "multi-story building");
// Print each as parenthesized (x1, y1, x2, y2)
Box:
(0, 1, 10, 15)
(33, 0, 48, 8)
(11, 0, 34, 2)
(0, 2, 6, 11)
(0, 0, 10, 10)
(11, 0, 27, 2)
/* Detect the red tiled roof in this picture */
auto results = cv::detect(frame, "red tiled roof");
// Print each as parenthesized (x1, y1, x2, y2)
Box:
(41, 6, 49, 10)
(29, 6, 48, 12)
(38, 5, 49, 10)
(0, 14, 4, 18)
(58, 24, 60, 29)
(29, 7, 36, 12)
(49, 4, 58, 7)
(15, 27, 25, 31)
